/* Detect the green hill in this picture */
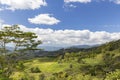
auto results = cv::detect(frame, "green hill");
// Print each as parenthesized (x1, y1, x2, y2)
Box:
(0, 39, 120, 80)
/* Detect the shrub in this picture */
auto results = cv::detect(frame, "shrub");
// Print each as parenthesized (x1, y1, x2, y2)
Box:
(39, 73, 45, 80)
(16, 62, 25, 70)
(69, 64, 73, 69)
(30, 67, 41, 73)
(105, 69, 120, 80)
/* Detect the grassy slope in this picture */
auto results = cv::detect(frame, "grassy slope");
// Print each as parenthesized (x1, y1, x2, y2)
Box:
(24, 58, 69, 73)
(10, 49, 120, 80)
(10, 57, 79, 80)
(9, 40, 120, 80)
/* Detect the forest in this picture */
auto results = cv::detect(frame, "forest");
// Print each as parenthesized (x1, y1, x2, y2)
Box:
(0, 25, 120, 80)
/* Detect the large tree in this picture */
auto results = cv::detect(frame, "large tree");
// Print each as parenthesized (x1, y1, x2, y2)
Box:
(0, 25, 42, 77)
(0, 25, 42, 54)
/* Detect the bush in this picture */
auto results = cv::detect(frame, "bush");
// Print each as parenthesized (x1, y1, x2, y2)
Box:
(39, 73, 45, 80)
(16, 62, 25, 70)
(0, 75, 9, 80)
(20, 77, 28, 80)
(105, 69, 120, 80)
(30, 67, 41, 73)
(69, 64, 73, 69)
(46, 76, 57, 80)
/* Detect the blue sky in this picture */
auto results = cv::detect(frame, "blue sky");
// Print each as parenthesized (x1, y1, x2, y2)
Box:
(0, 0, 120, 32)
(0, 0, 120, 46)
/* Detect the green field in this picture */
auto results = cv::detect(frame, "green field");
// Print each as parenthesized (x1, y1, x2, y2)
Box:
(24, 58, 70, 73)
(1, 40, 120, 80)
(9, 57, 80, 80)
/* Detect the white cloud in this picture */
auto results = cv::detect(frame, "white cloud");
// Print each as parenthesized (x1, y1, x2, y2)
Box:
(0, 19, 4, 28)
(28, 14, 60, 25)
(0, 19, 4, 23)
(16, 25, 120, 47)
(0, 0, 47, 11)
(64, 0, 120, 5)
(1, 24, 120, 47)
(110, 0, 120, 4)
(0, 8, 3, 11)
(69, 4, 77, 8)
(64, 0, 92, 3)
(64, 4, 77, 8)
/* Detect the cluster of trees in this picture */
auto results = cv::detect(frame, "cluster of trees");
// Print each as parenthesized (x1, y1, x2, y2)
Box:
(47, 39, 119, 80)
(0, 25, 42, 79)
(0, 25, 42, 54)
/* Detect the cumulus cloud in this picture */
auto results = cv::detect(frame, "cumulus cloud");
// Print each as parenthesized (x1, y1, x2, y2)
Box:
(28, 14, 60, 25)
(69, 4, 77, 8)
(1, 24, 120, 46)
(110, 0, 120, 4)
(64, 0, 92, 3)
(0, 0, 47, 11)
(0, 19, 4, 28)
(16, 25, 120, 47)
(0, 19, 4, 23)
(64, 0, 120, 5)
(63, 4, 77, 8)
(0, 8, 3, 11)
(63, 0, 93, 8)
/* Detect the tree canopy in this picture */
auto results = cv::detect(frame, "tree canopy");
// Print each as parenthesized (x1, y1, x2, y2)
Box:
(0, 25, 42, 54)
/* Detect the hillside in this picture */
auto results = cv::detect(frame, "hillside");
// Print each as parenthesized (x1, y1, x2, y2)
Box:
(0, 39, 120, 80)
(31, 39, 120, 58)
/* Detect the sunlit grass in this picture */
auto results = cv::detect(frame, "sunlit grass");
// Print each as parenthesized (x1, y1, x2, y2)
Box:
(24, 59, 70, 73)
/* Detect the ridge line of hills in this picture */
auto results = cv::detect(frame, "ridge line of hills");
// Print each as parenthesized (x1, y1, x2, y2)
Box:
(23, 39, 120, 58)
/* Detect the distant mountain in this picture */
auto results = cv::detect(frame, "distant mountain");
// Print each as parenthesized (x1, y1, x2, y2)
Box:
(70, 45, 92, 49)
(13, 39, 120, 58)
(6, 46, 13, 51)
(38, 45, 97, 51)
(6, 42, 99, 52)
(38, 46, 64, 51)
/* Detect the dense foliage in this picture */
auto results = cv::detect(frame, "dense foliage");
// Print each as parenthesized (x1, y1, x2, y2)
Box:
(0, 25, 42, 79)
